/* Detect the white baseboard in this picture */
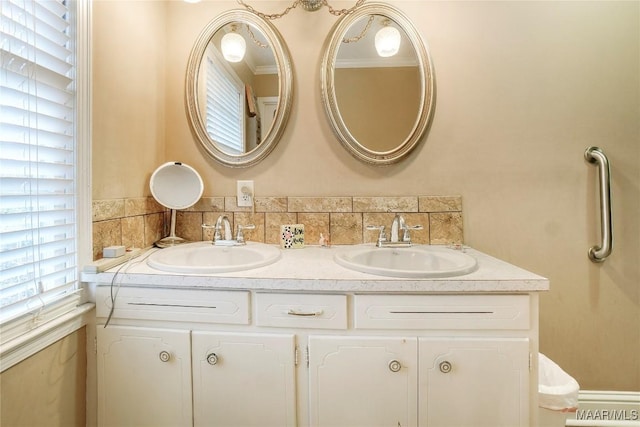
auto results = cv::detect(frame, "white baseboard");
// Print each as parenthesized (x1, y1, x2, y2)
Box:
(565, 390, 640, 426)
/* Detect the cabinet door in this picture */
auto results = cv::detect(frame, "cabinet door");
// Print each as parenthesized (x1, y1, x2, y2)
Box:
(419, 337, 530, 427)
(192, 332, 296, 427)
(309, 336, 418, 427)
(96, 325, 192, 427)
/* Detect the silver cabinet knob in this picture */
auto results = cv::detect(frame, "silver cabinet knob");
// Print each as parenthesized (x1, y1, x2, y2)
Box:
(159, 351, 171, 362)
(388, 360, 402, 373)
(439, 360, 452, 373)
(207, 353, 219, 365)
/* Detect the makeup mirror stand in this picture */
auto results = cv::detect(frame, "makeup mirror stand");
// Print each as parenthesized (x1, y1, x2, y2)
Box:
(156, 209, 187, 248)
(150, 161, 204, 248)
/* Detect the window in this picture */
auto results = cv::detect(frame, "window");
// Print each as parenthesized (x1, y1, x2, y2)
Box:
(0, 0, 89, 341)
(204, 47, 245, 153)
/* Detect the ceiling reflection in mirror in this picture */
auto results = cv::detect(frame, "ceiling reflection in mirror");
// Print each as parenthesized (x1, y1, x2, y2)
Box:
(321, 3, 434, 165)
(186, 10, 293, 167)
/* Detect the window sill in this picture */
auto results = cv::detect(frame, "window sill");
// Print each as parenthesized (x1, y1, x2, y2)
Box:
(0, 303, 95, 373)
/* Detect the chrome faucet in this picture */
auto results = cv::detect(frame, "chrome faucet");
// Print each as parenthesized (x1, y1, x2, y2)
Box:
(202, 215, 255, 246)
(214, 215, 233, 242)
(390, 213, 406, 243)
(367, 213, 423, 248)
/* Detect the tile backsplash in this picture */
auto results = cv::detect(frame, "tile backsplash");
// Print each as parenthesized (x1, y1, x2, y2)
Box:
(92, 195, 463, 260)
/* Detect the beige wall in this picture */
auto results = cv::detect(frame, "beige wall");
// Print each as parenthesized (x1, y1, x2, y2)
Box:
(0, 329, 87, 427)
(335, 66, 420, 151)
(93, 1, 639, 391)
(92, 0, 167, 199)
(254, 73, 279, 97)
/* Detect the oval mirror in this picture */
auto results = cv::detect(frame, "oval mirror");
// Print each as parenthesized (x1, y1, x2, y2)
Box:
(185, 10, 293, 167)
(321, 3, 435, 165)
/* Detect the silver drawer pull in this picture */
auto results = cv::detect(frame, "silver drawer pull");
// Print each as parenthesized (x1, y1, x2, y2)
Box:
(159, 351, 171, 362)
(287, 309, 324, 317)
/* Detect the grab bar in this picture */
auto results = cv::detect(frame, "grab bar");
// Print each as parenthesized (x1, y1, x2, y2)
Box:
(584, 147, 613, 262)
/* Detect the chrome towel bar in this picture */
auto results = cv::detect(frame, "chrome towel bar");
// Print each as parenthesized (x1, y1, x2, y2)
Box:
(584, 147, 613, 262)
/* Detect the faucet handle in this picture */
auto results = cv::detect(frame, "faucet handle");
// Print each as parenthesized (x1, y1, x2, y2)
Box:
(366, 225, 387, 247)
(201, 223, 219, 244)
(236, 224, 255, 244)
(401, 224, 423, 243)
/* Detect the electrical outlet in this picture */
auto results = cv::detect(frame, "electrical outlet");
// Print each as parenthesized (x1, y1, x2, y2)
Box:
(237, 180, 254, 207)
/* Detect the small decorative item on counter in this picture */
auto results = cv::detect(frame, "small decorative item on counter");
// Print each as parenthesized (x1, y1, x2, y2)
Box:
(447, 243, 466, 252)
(280, 224, 305, 249)
(319, 233, 331, 248)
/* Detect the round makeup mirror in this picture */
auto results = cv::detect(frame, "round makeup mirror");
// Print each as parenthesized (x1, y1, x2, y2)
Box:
(150, 162, 204, 247)
(321, 3, 435, 165)
(185, 10, 293, 167)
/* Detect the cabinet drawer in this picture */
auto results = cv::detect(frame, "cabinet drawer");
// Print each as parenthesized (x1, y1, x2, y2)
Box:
(96, 286, 250, 325)
(255, 293, 348, 329)
(354, 294, 530, 330)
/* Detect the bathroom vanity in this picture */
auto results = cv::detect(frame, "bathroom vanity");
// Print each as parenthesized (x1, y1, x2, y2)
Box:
(84, 244, 548, 427)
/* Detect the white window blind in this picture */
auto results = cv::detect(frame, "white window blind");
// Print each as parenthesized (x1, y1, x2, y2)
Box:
(205, 50, 245, 153)
(0, 0, 79, 327)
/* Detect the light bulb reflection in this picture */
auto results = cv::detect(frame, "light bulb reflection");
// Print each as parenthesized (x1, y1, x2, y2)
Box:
(375, 25, 401, 57)
(221, 32, 246, 62)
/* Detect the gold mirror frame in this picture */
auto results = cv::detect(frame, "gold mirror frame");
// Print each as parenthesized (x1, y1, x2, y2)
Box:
(185, 10, 293, 168)
(321, 3, 435, 165)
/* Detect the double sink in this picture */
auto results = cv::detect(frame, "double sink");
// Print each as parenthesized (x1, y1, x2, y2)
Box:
(147, 241, 478, 278)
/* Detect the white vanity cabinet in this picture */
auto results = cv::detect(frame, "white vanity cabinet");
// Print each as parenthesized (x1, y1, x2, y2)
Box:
(95, 287, 297, 427)
(96, 325, 297, 427)
(344, 294, 533, 427)
(307, 336, 530, 427)
(418, 337, 530, 427)
(191, 331, 296, 427)
(308, 335, 418, 427)
(91, 264, 542, 427)
(96, 325, 193, 427)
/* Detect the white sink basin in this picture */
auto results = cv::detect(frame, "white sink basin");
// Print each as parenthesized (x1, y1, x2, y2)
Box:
(147, 241, 281, 274)
(334, 244, 477, 278)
